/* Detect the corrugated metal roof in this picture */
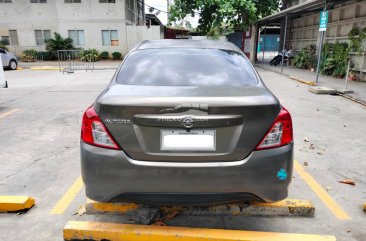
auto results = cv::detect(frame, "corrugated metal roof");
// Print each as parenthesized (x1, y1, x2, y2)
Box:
(256, 0, 325, 24)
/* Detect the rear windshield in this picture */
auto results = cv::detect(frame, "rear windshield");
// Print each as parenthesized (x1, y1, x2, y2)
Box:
(116, 48, 258, 86)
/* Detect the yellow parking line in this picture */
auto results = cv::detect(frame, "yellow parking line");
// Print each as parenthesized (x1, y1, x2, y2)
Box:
(294, 160, 350, 220)
(0, 109, 19, 119)
(64, 221, 337, 241)
(50, 176, 83, 215)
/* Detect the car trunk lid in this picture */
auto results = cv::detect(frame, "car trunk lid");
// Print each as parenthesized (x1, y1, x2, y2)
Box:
(97, 84, 280, 162)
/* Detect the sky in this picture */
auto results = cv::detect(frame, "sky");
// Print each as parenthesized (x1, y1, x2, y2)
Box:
(144, 0, 199, 27)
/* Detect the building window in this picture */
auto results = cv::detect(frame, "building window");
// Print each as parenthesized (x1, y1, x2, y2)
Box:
(102, 30, 118, 46)
(35, 30, 51, 45)
(0, 0, 12, 3)
(0, 36, 10, 45)
(99, 0, 115, 3)
(9, 30, 18, 45)
(30, 0, 47, 3)
(125, 0, 136, 23)
(65, 0, 81, 3)
(68, 30, 85, 45)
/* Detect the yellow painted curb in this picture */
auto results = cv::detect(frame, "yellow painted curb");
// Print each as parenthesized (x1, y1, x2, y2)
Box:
(0, 196, 35, 212)
(64, 221, 336, 241)
(29, 67, 62, 70)
(290, 76, 317, 86)
(16, 67, 23, 70)
(86, 198, 139, 214)
(86, 199, 315, 217)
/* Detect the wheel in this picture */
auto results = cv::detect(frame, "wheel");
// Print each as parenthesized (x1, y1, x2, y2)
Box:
(8, 59, 17, 70)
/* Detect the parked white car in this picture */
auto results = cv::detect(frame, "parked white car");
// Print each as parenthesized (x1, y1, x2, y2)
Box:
(0, 75, 6, 88)
(0, 51, 9, 88)
(1, 48, 18, 70)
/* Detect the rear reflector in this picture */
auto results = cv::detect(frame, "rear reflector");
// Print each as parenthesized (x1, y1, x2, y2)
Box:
(81, 106, 120, 150)
(255, 107, 293, 150)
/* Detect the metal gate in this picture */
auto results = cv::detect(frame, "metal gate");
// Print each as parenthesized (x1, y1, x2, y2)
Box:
(57, 50, 95, 73)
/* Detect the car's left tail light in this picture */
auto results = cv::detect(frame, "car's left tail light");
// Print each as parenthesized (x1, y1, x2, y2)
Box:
(255, 107, 293, 150)
(81, 106, 120, 150)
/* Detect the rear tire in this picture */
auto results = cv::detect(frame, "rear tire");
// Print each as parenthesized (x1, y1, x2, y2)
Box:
(8, 59, 17, 70)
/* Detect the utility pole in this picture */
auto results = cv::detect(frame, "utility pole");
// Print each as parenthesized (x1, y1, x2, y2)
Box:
(281, 15, 288, 73)
(315, 1, 329, 83)
(167, 0, 170, 25)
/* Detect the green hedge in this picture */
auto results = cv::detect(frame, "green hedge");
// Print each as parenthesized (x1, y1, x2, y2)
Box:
(80, 49, 100, 62)
(293, 42, 349, 78)
(112, 52, 122, 60)
(320, 42, 349, 78)
(21, 49, 38, 62)
(38, 51, 57, 61)
(99, 51, 109, 60)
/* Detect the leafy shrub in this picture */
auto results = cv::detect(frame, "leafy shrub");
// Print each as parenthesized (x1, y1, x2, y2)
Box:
(112, 52, 122, 60)
(21, 49, 38, 62)
(293, 42, 349, 78)
(99, 51, 109, 60)
(320, 42, 349, 78)
(293, 44, 317, 69)
(0, 42, 8, 51)
(307, 44, 317, 69)
(321, 58, 336, 76)
(38, 51, 57, 61)
(293, 45, 317, 69)
(45, 32, 74, 54)
(80, 49, 100, 62)
(293, 49, 308, 69)
(207, 26, 221, 40)
(348, 27, 366, 52)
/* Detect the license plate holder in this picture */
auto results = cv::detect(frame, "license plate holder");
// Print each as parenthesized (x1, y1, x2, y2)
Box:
(160, 129, 216, 151)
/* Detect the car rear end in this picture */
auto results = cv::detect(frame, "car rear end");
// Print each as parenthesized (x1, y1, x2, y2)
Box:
(80, 41, 294, 205)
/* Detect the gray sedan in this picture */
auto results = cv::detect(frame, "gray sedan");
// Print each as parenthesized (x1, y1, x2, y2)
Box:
(80, 40, 294, 205)
(1, 48, 18, 70)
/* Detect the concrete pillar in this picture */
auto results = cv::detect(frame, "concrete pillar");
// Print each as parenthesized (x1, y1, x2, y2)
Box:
(278, 19, 286, 52)
(250, 23, 259, 64)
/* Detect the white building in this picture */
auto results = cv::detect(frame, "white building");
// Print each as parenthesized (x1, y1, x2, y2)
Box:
(0, 0, 162, 56)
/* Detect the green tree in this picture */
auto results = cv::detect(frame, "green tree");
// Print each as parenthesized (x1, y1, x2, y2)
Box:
(45, 32, 74, 53)
(169, 0, 280, 34)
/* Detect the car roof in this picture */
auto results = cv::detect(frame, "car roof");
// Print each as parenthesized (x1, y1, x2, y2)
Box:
(135, 39, 241, 52)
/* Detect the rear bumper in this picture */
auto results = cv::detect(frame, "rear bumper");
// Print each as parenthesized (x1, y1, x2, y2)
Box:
(81, 142, 294, 204)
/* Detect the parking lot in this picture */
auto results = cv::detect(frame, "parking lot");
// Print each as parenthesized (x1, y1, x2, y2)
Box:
(0, 68, 365, 241)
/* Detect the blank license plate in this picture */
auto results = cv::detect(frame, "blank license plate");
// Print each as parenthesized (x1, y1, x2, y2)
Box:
(161, 129, 216, 151)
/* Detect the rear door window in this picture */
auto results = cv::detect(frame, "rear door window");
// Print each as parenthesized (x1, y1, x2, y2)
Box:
(116, 48, 258, 86)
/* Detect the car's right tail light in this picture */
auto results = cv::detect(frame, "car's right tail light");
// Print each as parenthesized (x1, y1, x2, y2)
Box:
(81, 105, 120, 150)
(255, 107, 293, 150)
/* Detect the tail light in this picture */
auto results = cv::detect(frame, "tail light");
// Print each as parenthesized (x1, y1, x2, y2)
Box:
(255, 107, 293, 150)
(81, 106, 120, 150)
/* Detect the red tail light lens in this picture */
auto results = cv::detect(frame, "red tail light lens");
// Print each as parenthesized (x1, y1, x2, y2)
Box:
(81, 106, 120, 150)
(255, 107, 293, 150)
